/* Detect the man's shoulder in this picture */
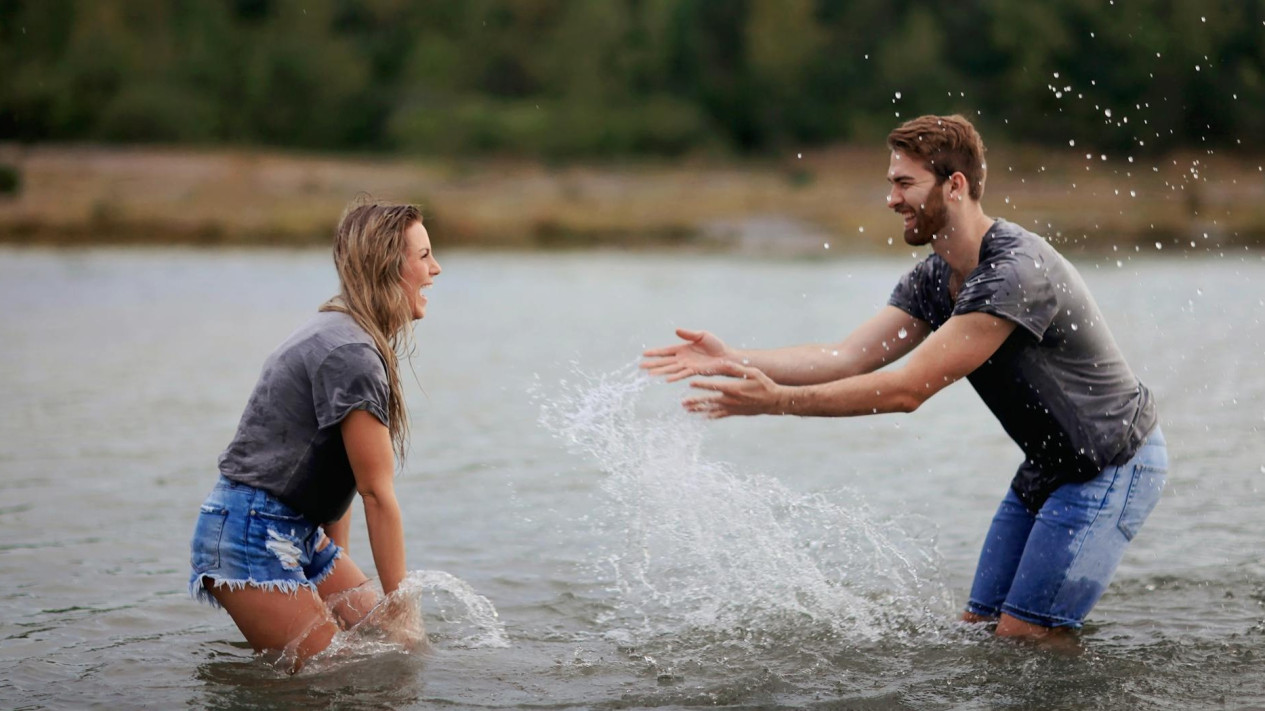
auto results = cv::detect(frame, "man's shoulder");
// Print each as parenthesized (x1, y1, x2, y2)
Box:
(982, 219, 1060, 260)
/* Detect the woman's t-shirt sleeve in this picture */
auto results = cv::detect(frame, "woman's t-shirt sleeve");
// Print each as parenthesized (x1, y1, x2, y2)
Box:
(311, 343, 390, 429)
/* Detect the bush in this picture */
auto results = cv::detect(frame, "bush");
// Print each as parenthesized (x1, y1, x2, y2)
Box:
(389, 96, 714, 159)
(0, 164, 20, 196)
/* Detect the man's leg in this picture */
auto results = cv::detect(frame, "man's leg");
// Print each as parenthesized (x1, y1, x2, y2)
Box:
(997, 448, 1166, 638)
(964, 488, 1035, 623)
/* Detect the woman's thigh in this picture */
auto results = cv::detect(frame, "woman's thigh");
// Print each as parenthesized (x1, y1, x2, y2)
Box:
(210, 583, 338, 665)
(315, 549, 379, 629)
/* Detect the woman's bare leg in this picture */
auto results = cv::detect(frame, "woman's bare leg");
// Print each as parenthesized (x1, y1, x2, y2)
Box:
(316, 552, 379, 629)
(209, 583, 338, 670)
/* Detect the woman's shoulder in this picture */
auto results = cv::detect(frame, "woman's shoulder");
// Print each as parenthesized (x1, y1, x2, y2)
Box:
(272, 311, 381, 370)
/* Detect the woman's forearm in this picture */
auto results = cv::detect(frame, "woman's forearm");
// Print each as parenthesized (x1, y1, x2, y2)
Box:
(362, 490, 406, 596)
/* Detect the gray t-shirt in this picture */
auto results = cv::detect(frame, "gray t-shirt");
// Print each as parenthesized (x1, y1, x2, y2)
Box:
(218, 310, 390, 524)
(889, 218, 1158, 510)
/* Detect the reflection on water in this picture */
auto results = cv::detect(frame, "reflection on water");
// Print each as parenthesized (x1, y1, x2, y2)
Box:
(1, 247, 1263, 709)
(196, 652, 425, 710)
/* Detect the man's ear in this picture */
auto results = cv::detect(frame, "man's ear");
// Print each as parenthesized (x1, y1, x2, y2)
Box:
(949, 172, 968, 201)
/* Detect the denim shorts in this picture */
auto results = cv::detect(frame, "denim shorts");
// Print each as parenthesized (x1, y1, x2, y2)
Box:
(966, 428, 1168, 629)
(188, 475, 342, 608)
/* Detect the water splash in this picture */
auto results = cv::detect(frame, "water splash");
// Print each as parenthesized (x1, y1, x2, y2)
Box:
(281, 569, 508, 675)
(413, 570, 510, 649)
(540, 365, 954, 649)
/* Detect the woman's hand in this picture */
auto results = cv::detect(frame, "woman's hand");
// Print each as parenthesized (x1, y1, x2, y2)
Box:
(681, 361, 791, 418)
(640, 328, 732, 382)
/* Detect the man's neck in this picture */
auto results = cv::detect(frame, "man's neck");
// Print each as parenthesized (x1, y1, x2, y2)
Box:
(932, 208, 994, 279)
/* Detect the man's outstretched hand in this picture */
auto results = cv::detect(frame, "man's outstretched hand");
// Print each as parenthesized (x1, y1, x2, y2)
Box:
(682, 360, 789, 419)
(640, 328, 731, 382)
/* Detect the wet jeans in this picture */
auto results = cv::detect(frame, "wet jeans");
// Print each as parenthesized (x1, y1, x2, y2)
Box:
(966, 428, 1168, 628)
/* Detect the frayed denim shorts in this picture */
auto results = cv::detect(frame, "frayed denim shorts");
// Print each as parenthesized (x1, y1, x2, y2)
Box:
(966, 427, 1168, 629)
(188, 475, 342, 608)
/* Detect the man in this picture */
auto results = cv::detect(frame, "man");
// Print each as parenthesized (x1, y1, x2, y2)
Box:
(641, 114, 1166, 643)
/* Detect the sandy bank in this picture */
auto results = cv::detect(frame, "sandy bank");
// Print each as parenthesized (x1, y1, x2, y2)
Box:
(0, 144, 1260, 253)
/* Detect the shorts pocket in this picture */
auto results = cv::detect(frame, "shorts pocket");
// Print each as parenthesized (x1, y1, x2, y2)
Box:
(1117, 464, 1166, 540)
(191, 505, 229, 572)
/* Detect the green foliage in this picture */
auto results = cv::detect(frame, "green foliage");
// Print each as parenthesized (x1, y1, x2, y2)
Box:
(0, 163, 20, 195)
(1, 0, 1263, 156)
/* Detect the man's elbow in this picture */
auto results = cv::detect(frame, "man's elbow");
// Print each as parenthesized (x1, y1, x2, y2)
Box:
(892, 387, 930, 413)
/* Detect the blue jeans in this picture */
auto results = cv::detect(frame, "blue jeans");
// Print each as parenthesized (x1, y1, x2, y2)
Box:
(188, 475, 343, 608)
(966, 428, 1168, 628)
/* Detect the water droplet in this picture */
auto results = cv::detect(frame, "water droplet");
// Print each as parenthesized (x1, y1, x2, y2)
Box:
(894, 91, 902, 99)
(858, 226, 865, 233)
(797, 153, 802, 159)
(1116, 260, 1124, 267)
(897, 328, 909, 339)
(823, 242, 830, 250)
(1130, 190, 1137, 197)
(1069, 139, 1076, 147)
(1155, 242, 1163, 250)
(1071, 323, 1079, 331)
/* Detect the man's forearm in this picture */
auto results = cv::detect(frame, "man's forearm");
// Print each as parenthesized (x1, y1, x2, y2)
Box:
(732, 343, 887, 386)
(780, 369, 923, 417)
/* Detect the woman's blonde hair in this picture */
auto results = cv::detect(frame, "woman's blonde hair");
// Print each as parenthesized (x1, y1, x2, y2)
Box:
(320, 199, 422, 461)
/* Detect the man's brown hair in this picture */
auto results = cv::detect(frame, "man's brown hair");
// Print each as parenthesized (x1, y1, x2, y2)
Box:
(886, 114, 987, 200)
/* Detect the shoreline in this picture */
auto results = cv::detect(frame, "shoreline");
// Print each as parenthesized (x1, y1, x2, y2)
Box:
(1, 143, 1261, 254)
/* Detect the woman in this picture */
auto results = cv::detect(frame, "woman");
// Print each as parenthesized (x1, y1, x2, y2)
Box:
(189, 200, 440, 668)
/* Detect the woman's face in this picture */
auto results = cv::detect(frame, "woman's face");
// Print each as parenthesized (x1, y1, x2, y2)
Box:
(400, 221, 441, 320)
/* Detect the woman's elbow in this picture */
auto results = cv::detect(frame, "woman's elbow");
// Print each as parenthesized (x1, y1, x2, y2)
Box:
(358, 485, 399, 510)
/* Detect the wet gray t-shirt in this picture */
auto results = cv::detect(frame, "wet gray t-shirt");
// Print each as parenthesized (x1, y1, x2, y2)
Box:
(218, 310, 390, 524)
(889, 219, 1158, 510)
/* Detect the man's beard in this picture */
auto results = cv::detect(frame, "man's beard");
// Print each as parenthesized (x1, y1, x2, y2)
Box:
(903, 186, 949, 246)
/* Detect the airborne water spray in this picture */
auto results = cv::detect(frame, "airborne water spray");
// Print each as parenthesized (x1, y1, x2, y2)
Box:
(538, 365, 956, 650)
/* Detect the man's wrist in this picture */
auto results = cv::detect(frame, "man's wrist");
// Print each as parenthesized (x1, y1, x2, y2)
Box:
(776, 385, 798, 415)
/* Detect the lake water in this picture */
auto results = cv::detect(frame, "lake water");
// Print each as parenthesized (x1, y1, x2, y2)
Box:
(1, 245, 1263, 709)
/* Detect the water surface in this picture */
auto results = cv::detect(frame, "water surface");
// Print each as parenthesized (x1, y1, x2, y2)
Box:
(1, 246, 1262, 709)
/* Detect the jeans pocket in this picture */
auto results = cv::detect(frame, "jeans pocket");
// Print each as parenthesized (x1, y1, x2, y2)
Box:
(191, 506, 229, 572)
(1117, 464, 1166, 540)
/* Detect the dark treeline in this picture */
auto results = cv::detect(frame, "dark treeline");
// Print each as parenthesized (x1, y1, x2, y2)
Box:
(2, 0, 1263, 158)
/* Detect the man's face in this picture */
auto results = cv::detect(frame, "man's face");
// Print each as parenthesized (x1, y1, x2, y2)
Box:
(886, 151, 948, 246)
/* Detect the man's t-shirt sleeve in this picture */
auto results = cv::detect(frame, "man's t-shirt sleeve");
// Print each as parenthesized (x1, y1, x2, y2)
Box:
(311, 343, 390, 429)
(953, 255, 1058, 340)
(888, 260, 933, 323)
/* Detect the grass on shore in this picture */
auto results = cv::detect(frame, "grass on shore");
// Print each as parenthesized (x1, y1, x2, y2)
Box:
(0, 143, 1261, 254)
